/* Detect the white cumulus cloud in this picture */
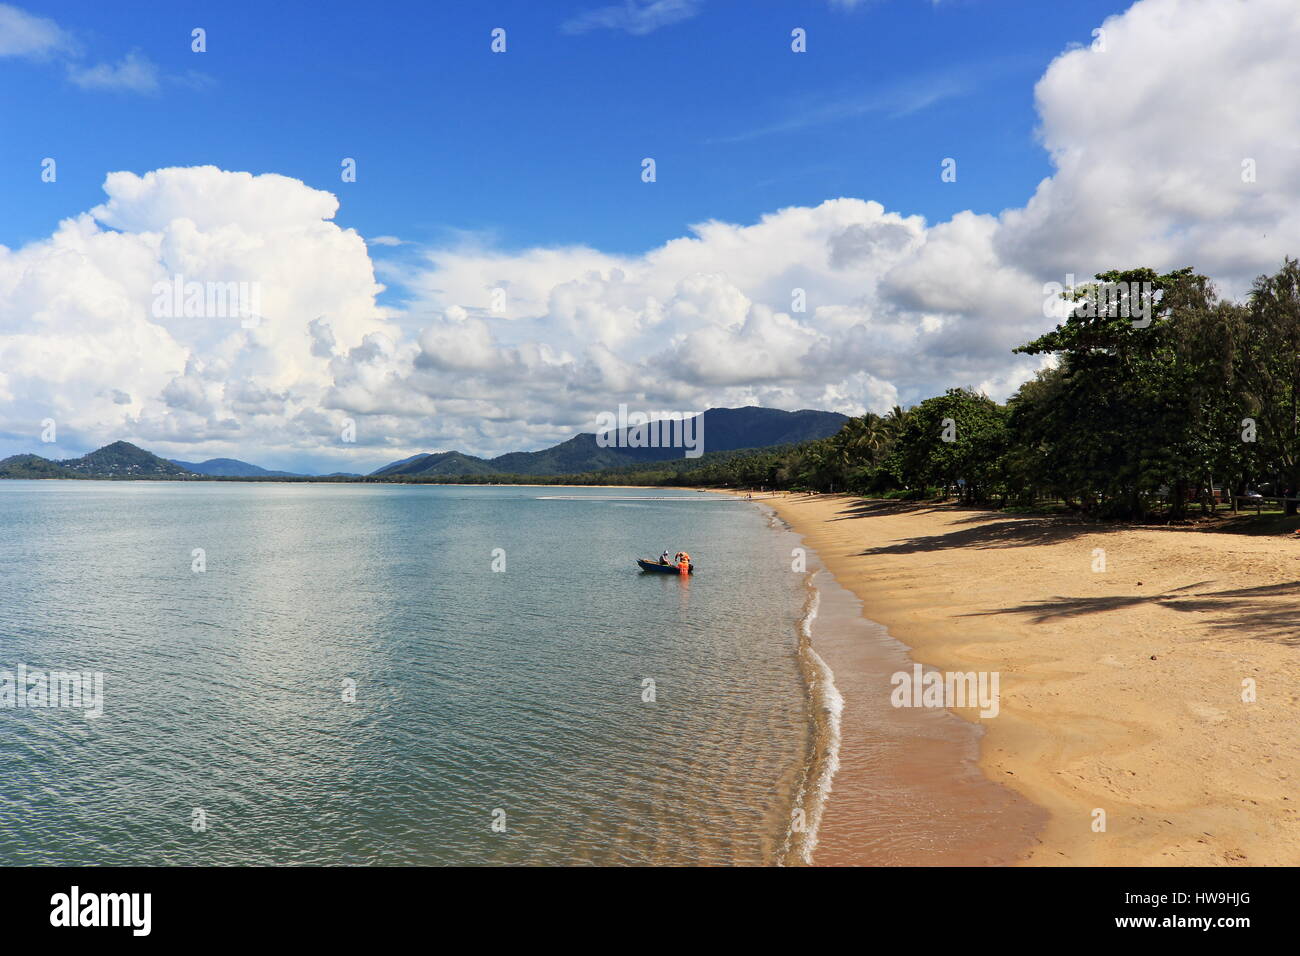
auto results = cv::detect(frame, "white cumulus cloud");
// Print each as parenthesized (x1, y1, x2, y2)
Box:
(0, 166, 394, 469)
(5, 0, 1300, 472)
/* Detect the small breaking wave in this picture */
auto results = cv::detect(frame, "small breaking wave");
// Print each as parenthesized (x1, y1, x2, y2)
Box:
(780, 574, 844, 865)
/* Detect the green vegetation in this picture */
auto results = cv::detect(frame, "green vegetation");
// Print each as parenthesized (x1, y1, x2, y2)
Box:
(0, 454, 76, 479)
(602, 260, 1300, 521)
(62, 441, 193, 478)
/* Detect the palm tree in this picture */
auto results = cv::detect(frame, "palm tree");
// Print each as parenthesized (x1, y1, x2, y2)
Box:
(859, 414, 892, 463)
(885, 405, 909, 439)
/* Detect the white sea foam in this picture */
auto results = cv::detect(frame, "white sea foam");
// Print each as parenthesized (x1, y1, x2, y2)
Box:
(785, 576, 845, 865)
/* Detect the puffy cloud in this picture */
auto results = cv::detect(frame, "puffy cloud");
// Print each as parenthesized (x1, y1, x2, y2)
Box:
(0, 166, 392, 468)
(92, 167, 340, 235)
(6, 0, 1300, 471)
(997, 0, 1300, 295)
(374, 197, 944, 441)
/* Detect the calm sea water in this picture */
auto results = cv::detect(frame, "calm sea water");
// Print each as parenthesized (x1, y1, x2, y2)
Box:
(0, 482, 822, 865)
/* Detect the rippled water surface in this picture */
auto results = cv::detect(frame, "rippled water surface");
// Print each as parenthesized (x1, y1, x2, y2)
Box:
(0, 482, 814, 865)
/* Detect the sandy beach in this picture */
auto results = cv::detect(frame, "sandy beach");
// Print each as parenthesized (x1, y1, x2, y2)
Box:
(741, 493, 1300, 866)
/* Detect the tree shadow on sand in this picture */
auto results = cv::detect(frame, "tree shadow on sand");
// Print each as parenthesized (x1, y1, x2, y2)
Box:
(830, 499, 1119, 555)
(968, 580, 1300, 646)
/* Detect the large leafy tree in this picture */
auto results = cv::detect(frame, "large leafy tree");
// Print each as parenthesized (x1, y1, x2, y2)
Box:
(1012, 267, 1223, 517)
(891, 388, 1008, 502)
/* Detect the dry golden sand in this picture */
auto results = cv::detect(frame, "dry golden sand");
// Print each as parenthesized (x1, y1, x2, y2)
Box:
(735, 492, 1300, 866)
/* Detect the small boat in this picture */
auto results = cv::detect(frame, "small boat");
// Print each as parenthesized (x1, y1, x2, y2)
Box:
(637, 558, 693, 575)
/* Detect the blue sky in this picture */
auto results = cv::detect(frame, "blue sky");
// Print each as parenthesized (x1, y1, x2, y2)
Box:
(3, 0, 1122, 264)
(7, 0, 1290, 473)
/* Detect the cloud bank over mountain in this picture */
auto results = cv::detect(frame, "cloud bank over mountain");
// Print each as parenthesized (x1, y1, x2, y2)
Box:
(2, 0, 1297, 471)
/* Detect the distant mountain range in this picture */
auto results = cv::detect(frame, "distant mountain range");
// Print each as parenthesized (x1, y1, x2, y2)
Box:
(370, 407, 849, 477)
(170, 457, 302, 478)
(0, 406, 850, 480)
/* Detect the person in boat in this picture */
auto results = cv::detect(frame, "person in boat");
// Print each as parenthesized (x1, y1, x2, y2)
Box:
(660, 550, 670, 566)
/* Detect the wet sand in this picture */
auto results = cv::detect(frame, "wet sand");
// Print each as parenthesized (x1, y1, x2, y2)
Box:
(734, 493, 1300, 866)
(796, 561, 1045, 865)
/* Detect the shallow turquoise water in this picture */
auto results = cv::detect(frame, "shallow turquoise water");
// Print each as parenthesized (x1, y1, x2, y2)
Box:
(0, 482, 813, 865)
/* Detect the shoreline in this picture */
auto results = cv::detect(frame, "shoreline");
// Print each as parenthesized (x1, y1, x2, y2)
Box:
(724, 491, 1300, 866)
(756, 497, 1044, 866)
